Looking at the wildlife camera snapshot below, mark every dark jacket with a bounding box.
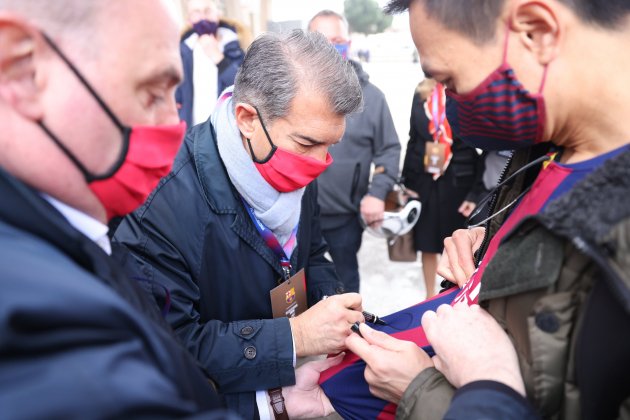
[176,24,244,127]
[113,119,340,419]
[316,60,401,230]
[0,168,237,420]
[397,146,630,419]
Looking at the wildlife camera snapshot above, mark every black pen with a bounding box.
[362,310,388,326]
[350,322,363,338]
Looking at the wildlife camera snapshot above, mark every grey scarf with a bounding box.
[211,87,303,246]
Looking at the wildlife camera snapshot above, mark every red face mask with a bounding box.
[38,33,186,221]
[89,122,186,219]
[247,107,333,192]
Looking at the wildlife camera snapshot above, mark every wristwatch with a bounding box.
[267,387,289,420]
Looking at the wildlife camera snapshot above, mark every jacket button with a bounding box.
[244,346,257,360]
[240,326,254,336]
[535,312,560,333]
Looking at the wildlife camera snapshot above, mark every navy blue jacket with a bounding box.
[176,26,243,127]
[113,119,340,418]
[0,168,237,419]
[445,381,540,419]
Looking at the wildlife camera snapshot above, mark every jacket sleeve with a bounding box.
[396,367,455,420]
[366,88,401,200]
[444,381,540,420]
[304,181,343,302]
[0,242,238,420]
[113,172,295,401]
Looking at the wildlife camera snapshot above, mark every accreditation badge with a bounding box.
[270,269,307,319]
[424,142,446,175]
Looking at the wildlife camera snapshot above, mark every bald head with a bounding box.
[0,1,105,48]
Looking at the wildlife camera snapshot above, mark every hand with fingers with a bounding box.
[360,195,385,227]
[345,323,433,404]
[290,293,364,356]
[422,303,526,396]
[283,353,346,418]
[438,227,486,287]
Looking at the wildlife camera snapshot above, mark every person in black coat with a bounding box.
[114,30,365,419]
[402,79,482,298]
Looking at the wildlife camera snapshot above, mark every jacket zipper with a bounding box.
[474,152,514,266]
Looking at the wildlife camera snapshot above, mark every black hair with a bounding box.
[384,0,630,43]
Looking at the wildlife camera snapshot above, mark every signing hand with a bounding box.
[360,195,385,227]
[345,323,433,404]
[422,303,526,396]
[438,227,485,287]
[283,353,344,418]
[290,293,364,356]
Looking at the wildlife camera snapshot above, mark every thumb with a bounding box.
[312,352,346,373]
[359,323,402,351]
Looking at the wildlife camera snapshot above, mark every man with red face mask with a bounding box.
[344,0,630,419]
[114,30,365,419]
[0,0,236,417]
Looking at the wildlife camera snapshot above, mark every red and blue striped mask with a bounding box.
[445,34,548,151]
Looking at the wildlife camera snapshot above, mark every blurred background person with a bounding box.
[309,10,401,294]
[176,0,244,127]
[401,79,482,298]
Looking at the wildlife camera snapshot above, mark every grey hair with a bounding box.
[233,29,363,123]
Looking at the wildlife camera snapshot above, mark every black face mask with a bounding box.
[38,33,131,183]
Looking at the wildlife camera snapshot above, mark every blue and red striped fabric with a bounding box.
[319,288,459,420]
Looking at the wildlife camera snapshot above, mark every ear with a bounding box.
[234,102,258,139]
[0,16,46,120]
[509,1,561,65]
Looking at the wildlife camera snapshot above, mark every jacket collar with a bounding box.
[538,148,630,252]
[0,167,96,272]
[190,120,294,278]
[191,119,241,214]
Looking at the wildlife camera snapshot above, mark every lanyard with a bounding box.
[241,197,294,281]
[430,85,446,142]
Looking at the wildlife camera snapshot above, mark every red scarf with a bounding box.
[423,83,453,180]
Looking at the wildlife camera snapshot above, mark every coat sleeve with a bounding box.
[444,381,540,420]
[303,181,343,303]
[0,239,239,420]
[396,367,455,420]
[366,87,402,200]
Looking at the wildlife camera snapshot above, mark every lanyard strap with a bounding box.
[241,197,293,280]
[430,85,446,141]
